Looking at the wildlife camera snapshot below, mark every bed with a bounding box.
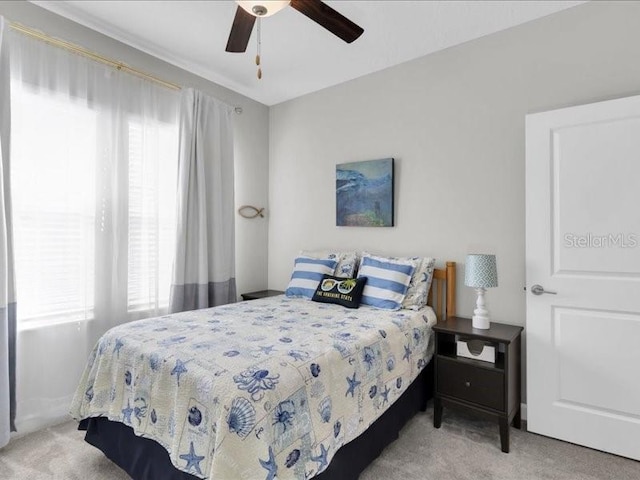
[71,261,456,480]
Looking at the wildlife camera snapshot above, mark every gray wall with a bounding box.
[0,0,270,298]
[268,1,640,402]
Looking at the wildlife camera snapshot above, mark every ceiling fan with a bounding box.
[225,0,364,53]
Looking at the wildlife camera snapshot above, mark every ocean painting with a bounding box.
[336,158,394,227]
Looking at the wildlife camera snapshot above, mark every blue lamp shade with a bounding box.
[464,254,498,288]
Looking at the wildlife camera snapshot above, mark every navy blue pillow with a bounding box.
[311,275,367,309]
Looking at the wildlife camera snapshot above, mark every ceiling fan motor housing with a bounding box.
[237,1,291,18]
[252,5,268,16]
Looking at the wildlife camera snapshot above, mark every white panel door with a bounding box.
[526,95,640,460]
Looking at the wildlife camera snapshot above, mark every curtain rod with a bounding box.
[9,21,182,91]
[8,21,244,114]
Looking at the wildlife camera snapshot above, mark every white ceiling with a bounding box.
[32,1,584,106]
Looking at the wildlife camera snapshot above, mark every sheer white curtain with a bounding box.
[1,15,17,448]
[9,30,180,433]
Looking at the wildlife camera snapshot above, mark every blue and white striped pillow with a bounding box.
[358,255,416,310]
[285,257,339,299]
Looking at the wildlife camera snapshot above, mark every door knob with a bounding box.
[531,284,557,295]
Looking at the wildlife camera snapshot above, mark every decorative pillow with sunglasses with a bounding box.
[311,274,367,309]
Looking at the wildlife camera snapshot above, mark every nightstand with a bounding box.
[241,289,284,301]
[433,316,523,453]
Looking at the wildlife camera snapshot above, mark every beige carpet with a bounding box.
[1,406,639,480]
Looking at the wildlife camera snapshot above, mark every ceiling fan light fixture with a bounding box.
[236,0,291,18]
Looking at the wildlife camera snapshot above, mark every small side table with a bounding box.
[241,289,284,301]
[433,316,523,453]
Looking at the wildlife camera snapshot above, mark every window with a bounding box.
[11,85,179,326]
[127,120,178,313]
[12,89,97,324]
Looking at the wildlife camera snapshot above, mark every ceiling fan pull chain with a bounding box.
[256,17,262,79]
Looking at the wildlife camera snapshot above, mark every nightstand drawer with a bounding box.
[437,358,504,411]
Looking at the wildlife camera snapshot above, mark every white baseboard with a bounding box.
[12,394,75,439]
[12,414,70,440]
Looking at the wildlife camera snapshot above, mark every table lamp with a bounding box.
[464,254,498,329]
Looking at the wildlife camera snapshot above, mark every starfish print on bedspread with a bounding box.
[403,344,412,362]
[381,385,390,405]
[259,345,275,355]
[345,372,361,398]
[179,441,205,475]
[171,359,189,386]
[121,400,134,425]
[259,445,278,480]
[311,443,329,473]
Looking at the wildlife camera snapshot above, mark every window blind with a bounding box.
[12,89,96,324]
[127,120,177,313]
[11,88,179,325]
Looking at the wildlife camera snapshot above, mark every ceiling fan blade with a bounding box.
[290,0,364,44]
[226,6,256,53]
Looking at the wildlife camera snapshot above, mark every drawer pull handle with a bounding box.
[465,381,471,387]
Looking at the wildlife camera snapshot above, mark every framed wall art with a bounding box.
[336,158,394,227]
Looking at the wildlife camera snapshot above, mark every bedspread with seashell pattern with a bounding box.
[70,296,436,480]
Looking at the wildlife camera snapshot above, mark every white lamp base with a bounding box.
[472,287,491,329]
